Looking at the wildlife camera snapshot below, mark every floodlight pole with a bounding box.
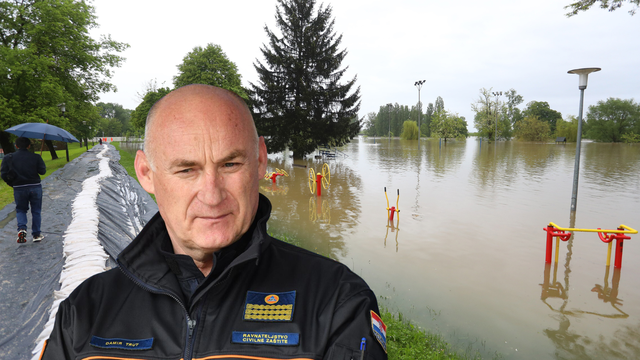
[414,80,425,143]
[492,91,502,142]
[568,67,600,212]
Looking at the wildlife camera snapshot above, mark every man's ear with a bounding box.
[135,150,155,194]
[257,136,267,180]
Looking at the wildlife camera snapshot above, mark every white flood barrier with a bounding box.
[31,147,113,359]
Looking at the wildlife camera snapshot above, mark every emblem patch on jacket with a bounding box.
[232,331,299,345]
[243,291,295,321]
[370,310,387,353]
[90,336,153,350]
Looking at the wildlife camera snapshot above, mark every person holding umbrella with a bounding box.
[1,137,46,243]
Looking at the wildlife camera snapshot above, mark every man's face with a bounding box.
[135,87,267,260]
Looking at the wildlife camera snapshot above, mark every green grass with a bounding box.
[111,141,155,202]
[111,141,138,182]
[0,144,89,208]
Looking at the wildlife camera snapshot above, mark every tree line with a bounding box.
[471,88,640,143]
[361,96,469,141]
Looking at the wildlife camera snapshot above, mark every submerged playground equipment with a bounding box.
[384,187,400,222]
[543,222,637,268]
[384,187,400,251]
[308,163,330,196]
[264,168,289,184]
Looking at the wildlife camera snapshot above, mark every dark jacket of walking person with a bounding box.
[0,137,46,243]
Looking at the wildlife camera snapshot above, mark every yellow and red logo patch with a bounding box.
[244,291,296,322]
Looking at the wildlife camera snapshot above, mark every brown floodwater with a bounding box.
[261,137,640,359]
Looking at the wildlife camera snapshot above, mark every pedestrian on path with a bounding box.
[0,137,46,243]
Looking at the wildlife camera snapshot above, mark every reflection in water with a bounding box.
[308,197,331,224]
[384,213,400,252]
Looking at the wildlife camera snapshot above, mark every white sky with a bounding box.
[90,0,640,131]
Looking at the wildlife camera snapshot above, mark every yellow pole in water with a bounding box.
[606,241,613,267]
[555,237,560,264]
[395,189,400,212]
[384,187,390,210]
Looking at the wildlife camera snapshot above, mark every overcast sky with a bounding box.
[90,0,639,131]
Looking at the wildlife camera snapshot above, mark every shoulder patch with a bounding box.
[90,336,153,350]
[244,291,296,322]
[370,310,387,353]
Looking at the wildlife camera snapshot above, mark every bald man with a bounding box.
[41,85,387,359]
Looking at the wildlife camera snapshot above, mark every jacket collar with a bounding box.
[117,194,273,296]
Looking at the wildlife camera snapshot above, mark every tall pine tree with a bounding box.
[251,0,360,158]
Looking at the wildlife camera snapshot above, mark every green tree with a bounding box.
[130,87,172,133]
[431,110,467,142]
[400,120,419,140]
[471,88,505,141]
[363,112,377,136]
[523,101,562,134]
[505,89,524,126]
[515,116,551,142]
[555,115,579,142]
[584,98,639,142]
[0,0,128,156]
[251,0,360,158]
[97,102,132,137]
[173,44,247,100]
[422,103,434,137]
[565,0,639,16]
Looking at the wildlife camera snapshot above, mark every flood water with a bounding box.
[260,137,640,359]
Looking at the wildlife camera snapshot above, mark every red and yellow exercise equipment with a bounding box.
[384,187,400,222]
[308,163,330,196]
[264,168,289,184]
[543,222,637,268]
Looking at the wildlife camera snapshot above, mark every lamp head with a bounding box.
[568,68,601,90]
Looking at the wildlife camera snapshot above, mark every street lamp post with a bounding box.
[568,67,601,212]
[388,104,392,141]
[414,80,425,142]
[57,103,70,162]
[82,121,88,150]
[492,91,502,142]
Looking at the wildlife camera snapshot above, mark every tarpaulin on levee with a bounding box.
[0,144,158,359]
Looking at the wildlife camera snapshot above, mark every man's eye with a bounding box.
[224,163,239,168]
[178,168,192,174]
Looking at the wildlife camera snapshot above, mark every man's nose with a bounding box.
[197,169,225,206]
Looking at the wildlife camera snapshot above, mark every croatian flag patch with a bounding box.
[370,310,387,353]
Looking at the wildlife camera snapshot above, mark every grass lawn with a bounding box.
[111,142,137,181]
[0,144,89,208]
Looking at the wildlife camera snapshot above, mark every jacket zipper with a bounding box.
[118,265,197,360]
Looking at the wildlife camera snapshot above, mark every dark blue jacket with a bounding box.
[40,195,387,359]
[0,148,46,186]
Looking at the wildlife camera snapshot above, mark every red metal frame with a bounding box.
[544,225,632,268]
[597,228,631,268]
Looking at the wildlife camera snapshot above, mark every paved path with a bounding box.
[0,145,157,359]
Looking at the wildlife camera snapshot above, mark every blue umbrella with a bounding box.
[4,122,79,143]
